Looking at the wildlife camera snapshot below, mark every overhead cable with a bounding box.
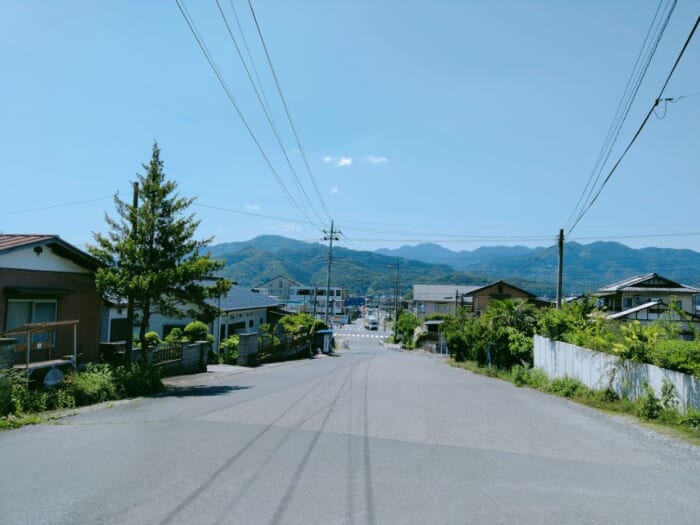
[247,0,332,221]
[174,0,320,231]
[215,0,325,227]
[567,14,699,236]
[565,0,676,231]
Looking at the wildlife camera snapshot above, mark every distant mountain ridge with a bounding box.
[209,236,700,298]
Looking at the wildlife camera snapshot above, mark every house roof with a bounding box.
[604,300,661,320]
[462,280,536,298]
[0,234,56,252]
[0,234,101,271]
[596,273,700,294]
[413,284,479,302]
[212,285,280,312]
[254,275,301,288]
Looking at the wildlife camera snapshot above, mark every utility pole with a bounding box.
[556,228,564,309]
[124,182,139,363]
[323,221,340,326]
[394,259,400,342]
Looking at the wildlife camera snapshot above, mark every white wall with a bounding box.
[534,335,700,412]
[1,245,92,274]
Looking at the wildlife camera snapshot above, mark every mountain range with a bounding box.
[210,235,700,298]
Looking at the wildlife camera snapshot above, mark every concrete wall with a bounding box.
[534,335,700,412]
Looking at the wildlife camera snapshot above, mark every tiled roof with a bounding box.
[597,273,699,293]
[210,285,280,312]
[0,234,56,252]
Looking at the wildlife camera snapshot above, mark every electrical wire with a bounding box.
[174,0,320,231]
[567,14,699,236]
[565,0,676,231]
[214,0,325,227]
[0,195,113,216]
[247,0,332,222]
[228,0,276,122]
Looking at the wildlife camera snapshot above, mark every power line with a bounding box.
[214,0,325,227]
[247,0,331,222]
[0,195,113,216]
[227,0,276,122]
[568,14,699,236]
[174,0,320,231]
[565,0,676,231]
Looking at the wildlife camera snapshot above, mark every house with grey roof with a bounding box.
[596,273,700,335]
[412,284,480,321]
[104,284,281,351]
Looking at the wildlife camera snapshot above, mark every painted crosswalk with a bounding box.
[336,332,386,339]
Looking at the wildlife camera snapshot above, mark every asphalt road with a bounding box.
[1,325,699,524]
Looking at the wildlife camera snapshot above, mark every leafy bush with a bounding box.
[678,408,700,429]
[547,376,586,398]
[510,365,549,389]
[64,364,118,405]
[144,331,161,347]
[164,327,185,343]
[112,363,163,397]
[648,340,700,377]
[635,383,662,420]
[219,335,240,365]
[184,321,210,342]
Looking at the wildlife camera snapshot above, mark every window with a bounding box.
[623,298,632,308]
[248,320,254,328]
[6,299,58,345]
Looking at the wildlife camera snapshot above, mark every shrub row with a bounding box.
[1,363,163,427]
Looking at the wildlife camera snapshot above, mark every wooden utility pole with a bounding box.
[323,221,340,326]
[556,229,564,309]
[125,182,139,363]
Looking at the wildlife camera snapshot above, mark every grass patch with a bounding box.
[449,359,700,444]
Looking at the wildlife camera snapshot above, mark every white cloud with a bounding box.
[245,203,260,211]
[323,156,334,164]
[366,155,388,164]
[330,186,339,194]
[336,157,352,167]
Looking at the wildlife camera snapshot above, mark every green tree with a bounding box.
[89,143,231,358]
[395,311,421,343]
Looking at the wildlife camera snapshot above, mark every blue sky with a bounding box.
[2,1,699,253]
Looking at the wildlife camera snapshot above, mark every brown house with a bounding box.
[0,234,102,366]
[463,280,536,315]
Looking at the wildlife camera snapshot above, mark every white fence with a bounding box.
[534,335,700,412]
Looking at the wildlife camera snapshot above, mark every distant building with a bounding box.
[595,273,700,336]
[462,280,537,316]
[253,275,301,301]
[412,284,479,321]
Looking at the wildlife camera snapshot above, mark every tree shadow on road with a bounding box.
[160,385,252,398]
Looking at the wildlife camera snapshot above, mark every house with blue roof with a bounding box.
[103,284,281,350]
